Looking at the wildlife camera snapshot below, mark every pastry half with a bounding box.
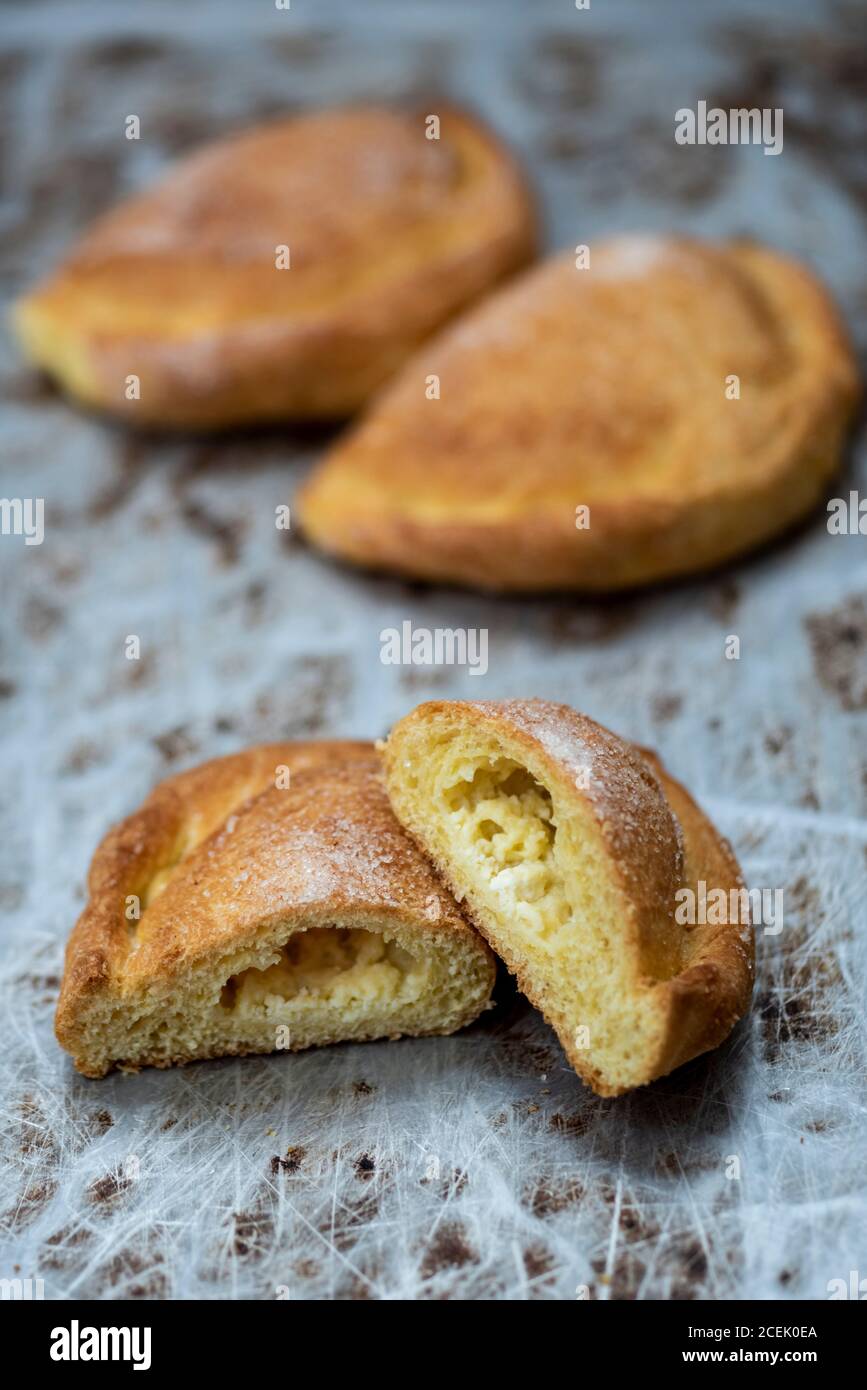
[384,700,754,1096]
[14,105,536,429]
[299,235,860,590]
[56,742,495,1078]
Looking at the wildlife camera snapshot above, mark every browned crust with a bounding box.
[383,700,755,1095]
[57,742,371,1013]
[298,237,861,591]
[13,105,537,428]
[56,740,496,1076]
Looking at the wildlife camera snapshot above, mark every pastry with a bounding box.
[55,742,495,1077]
[298,235,860,590]
[14,106,536,429]
[384,699,754,1095]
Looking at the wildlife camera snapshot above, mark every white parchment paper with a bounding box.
[1,0,865,1300]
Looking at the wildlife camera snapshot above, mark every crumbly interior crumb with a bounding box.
[392,737,669,1090]
[75,912,491,1077]
[223,927,425,1014]
[443,761,573,942]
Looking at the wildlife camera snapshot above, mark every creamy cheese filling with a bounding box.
[442,759,573,946]
[221,926,427,1015]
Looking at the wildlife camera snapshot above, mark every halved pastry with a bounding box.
[384,699,754,1096]
[298,235,860,590]
[14,105,536,429]
[55,742,495,1077]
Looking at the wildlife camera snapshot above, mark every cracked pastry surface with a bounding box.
[384,699,755,1096]
[14,105,536,428]
[298,235,860,590]
[55,741,495,1078]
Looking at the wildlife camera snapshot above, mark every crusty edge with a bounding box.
[384,700,755,1095]
[14,105,538,429]
[54,741,374,1064]
[298,240,861,591]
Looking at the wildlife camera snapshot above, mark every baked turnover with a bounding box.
[14,106,535,429]
[298,235,860,590]
[56,742,495,1077]
[384,699,754,1095]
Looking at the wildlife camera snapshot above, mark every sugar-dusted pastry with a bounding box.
[299,236,860,590]
[56,742,495,1077]
[384,699,754,1095]
[14,106,536,429]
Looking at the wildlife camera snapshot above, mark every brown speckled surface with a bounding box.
[1,0,865,1300]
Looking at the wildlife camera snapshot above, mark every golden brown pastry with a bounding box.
[384,699,754,1095]
[14,106,536,429]
[298,235,860,590]
[56,741,495,1078]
